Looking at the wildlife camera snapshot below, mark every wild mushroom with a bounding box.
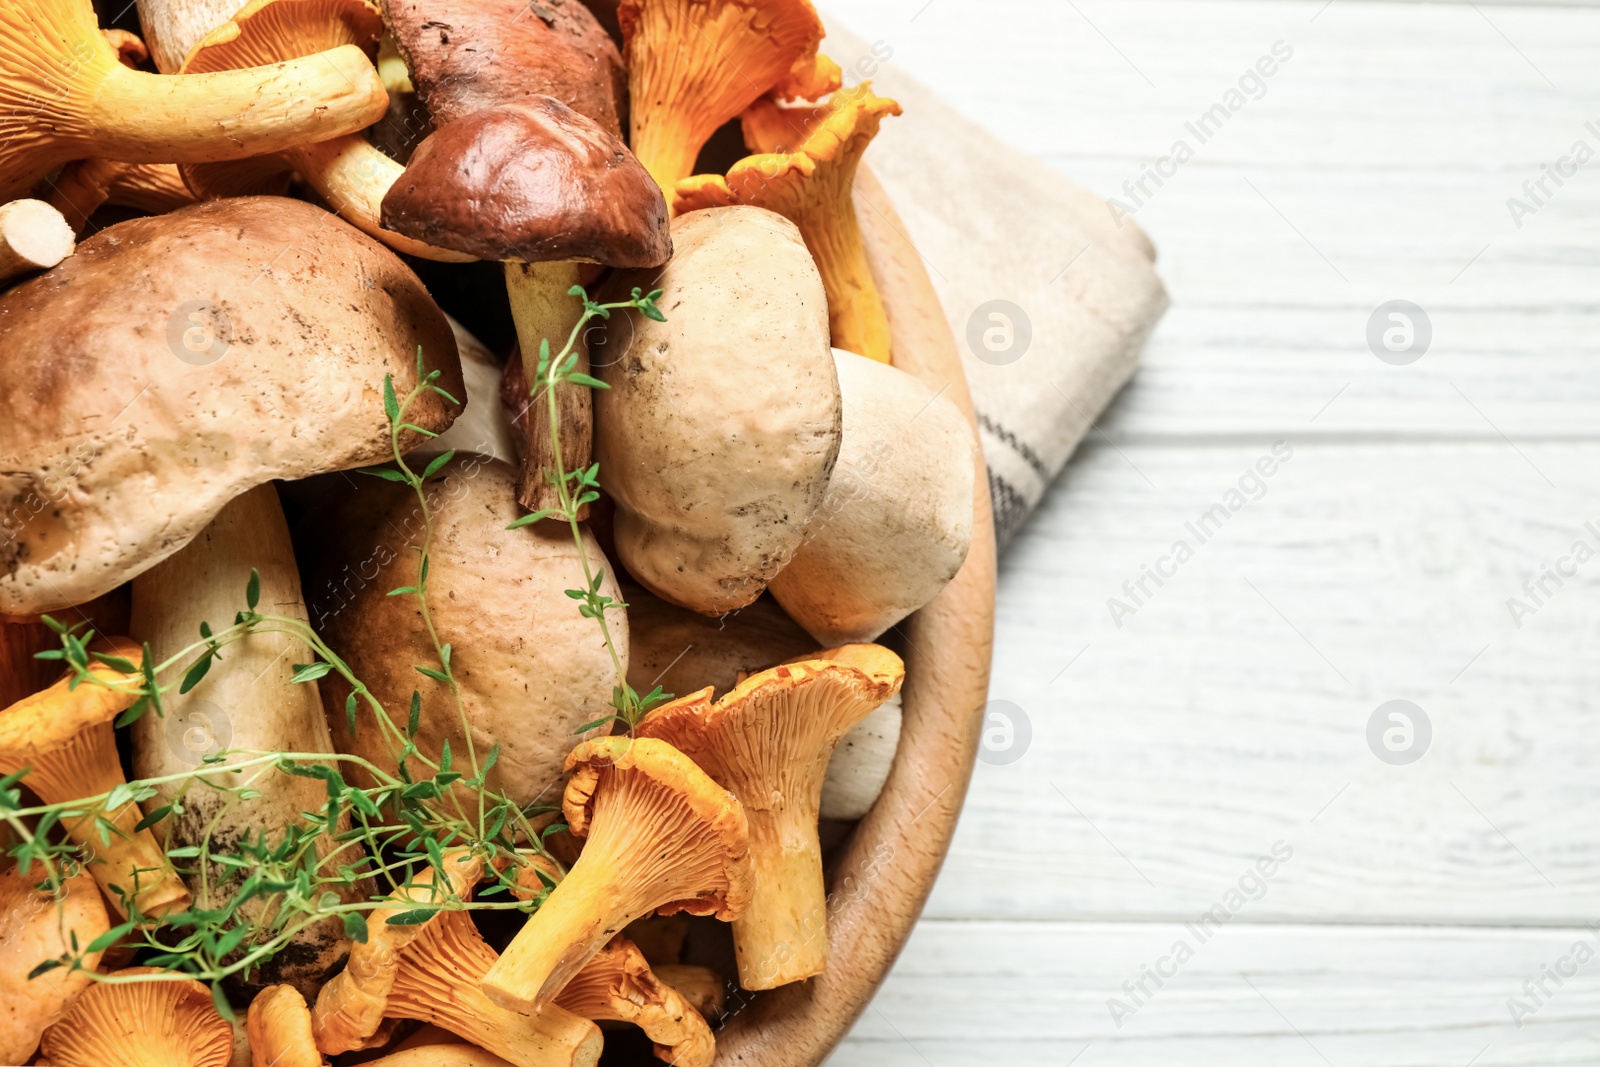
[135,0,264,72]
[0,640,190,918]
[129,483,367,996]
[635,645,904,988]
[625,585,814,701]
[0,196,463,616]
[651,965,725,1021]
[0,862,111,1064]
[247,985,322,1067]
[44,159,196,236]
[481,736,753,1011]
[0,199,73,285]
[678,84,903,363]
[0,0,389,202]
[768,349,976,644]
[617,0,835,196]
[555,937,715,1067]
[424,316,518,466]
[175,0,472,262]
[312,851,603,1066]
[295,456,625,809]
[592,205,840,615]
[382,98,670,518]
[39,967,235,1066]
[382,0,630,518]
[820,691,901,821]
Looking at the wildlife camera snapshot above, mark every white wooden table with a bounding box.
[827,1,1600,1063]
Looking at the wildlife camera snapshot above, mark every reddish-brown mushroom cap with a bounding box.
[381,98,670,267]
[382,0,625,133]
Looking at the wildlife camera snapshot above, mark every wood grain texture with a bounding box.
[712,171,997,1064]
[822,0,1600,1063]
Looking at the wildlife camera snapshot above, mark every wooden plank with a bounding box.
[828,920,1600,1065]
[831,0,1600,436]
[918,440,1600,924]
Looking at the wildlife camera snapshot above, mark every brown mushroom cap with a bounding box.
[381,98,670,267]
[0,197,462,615]
[382,0,624,133]
[295,456,626,808]
[625,584,815,701]
[0,863,110,1065]
[481,736,752,1011]
[635,646,905,988]
[41,967,235,1067]
[555,936,715,1067]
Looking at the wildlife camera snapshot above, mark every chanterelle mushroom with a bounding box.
[556,937,715,1067]
[0,196,463,616]
[247,985,323,1067]
[678,84,903,363]
[0,641,190,918]
[618,0,835,196]
[592,205,841,615]
[44,158,196,236]
[636,645,905,988]
[768,349,977,644]
[382,97,671,517]
[40,967,235,1067]
[0,862,110,1065]
[312,851,603,1066]
[177,0,473,262]
[0,0,388,202]
[481,737,753,1011]
[296,456,625,809]
[382,0,636,519]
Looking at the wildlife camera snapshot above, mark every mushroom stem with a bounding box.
[504,260,593,519]
[134,0,248,73]
[85,49,388,166]
[0,199,74,284]
[387,912,604,1067]
[287,136,475,262]
[45,159,195,236]
[733,805,828,987]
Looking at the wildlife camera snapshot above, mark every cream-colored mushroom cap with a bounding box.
[594,206,841,616]
[769,348,976,644]
[0,197,463,616]
[296,456,625,807]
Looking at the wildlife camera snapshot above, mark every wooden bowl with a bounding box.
[712,170,998,1064]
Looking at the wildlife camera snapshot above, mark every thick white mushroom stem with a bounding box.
[290,137,475,262]
[505,260,593,519]
[130,483,363,995]
[0,199,73,284]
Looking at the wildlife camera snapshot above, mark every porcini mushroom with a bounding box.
[175,0,473,262]
[0,0,389,202]
[768,349,976,644]
[44,158,196,236]
[39,967,234,1066]
[312,851,603,1066]
[677,84,902,363]
[617,0,834,195]
[0,199,73,285]
[625,584,813,700]
[295,456,625,808]
[635,645,904,988]
[481,736,753,1011]
[556,937,715,1067]
[130,483,366,996]
[382,0,631,516]
[592,205,840,615]
[382,97,671,517]
[0,641,190,918]
[425,316,518,466]
[0,862,111,1064]
[0,196,463,616]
